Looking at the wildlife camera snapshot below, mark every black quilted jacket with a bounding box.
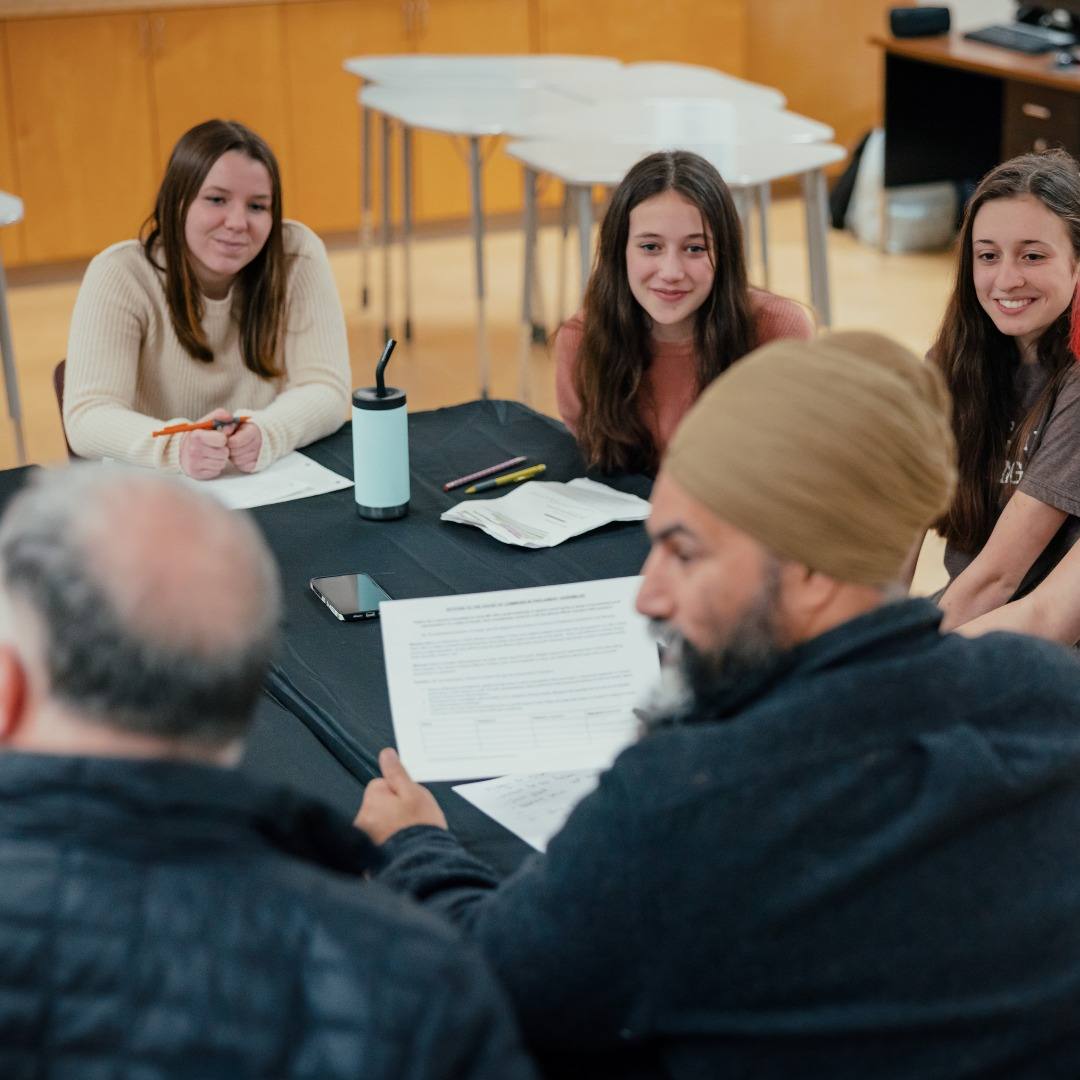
[0,752,537,1080]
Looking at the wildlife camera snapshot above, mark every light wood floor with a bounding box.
[0,196,952,592]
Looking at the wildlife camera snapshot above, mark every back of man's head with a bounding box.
[0,466,281,750]
[665,330,957,588]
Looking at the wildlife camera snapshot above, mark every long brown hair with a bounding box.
[142,119,286,378]
[930,150,1080,553]
[572,150,755,473]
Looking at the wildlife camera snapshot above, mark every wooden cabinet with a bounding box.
[283,0,409,233]
[149,6,292,202]
[0,23,25,266]
[6,12,157,263]
[1003,80,1080,158]
[537,0,747,75]
[410,0,532,222]
[747,0,897,166]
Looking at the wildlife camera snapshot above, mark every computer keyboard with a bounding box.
[964,23,1078,55]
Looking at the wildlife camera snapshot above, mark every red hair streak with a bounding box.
[1070,284,1080,360]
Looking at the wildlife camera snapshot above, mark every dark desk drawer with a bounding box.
[1004,81,1080,157]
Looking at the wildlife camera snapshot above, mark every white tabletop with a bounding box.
[559,62,786,109]
[505,139,847,188]
[0,192,23,229]
[360,83,583,137]
[362,86,832,144]
[344,53,622,86]
[523,98,832,144]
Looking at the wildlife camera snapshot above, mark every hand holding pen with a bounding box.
[165,409,254,481]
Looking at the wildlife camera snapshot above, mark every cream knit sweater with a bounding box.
[65,221,351,472]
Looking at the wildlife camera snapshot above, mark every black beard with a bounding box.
[637,564,787,731]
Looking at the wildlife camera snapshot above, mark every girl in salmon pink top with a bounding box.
[554,150,813,473]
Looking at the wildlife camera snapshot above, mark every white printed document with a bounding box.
[179,452,352,510]
[380,576,658,781]
[453,771,601,852]
[441,478,650,548]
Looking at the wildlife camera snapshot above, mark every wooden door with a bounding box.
[411,0,532,223]
[282,0,410,234]
[537,0,747,74]
[7,13,157,263]
[0,23,25,267]
[149,5,293,210]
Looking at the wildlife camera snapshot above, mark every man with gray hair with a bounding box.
[0,466,535,1080]
[359,331,1080,1078]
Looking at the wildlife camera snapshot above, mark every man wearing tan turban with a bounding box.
[357,332,1080,1079]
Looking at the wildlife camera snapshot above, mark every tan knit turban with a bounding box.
[664,330,957,587]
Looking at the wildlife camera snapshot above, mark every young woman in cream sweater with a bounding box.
[66,119,350,479]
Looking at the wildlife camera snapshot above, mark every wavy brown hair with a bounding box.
[930,150,1080,553]
[142,119,286,378]
[572,150,755,473]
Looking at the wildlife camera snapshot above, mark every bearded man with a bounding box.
[357,332,1080,1079]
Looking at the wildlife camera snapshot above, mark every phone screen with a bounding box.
[310,574,392,620]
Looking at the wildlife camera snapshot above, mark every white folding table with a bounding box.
[359,81,585,397]
[342,54,622,344]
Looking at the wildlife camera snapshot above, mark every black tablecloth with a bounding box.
[0,404,651,876]
[252,399,652,873]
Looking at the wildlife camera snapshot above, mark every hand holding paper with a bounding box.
[355,748,448,845]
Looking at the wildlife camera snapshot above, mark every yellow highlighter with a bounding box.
[464,463,546,494]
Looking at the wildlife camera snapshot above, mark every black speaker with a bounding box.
[890,6,951,38]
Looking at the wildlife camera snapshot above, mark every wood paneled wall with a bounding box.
[747,0,910,160]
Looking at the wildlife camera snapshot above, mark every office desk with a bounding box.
[872,32,1080,191]
[253,399,652,874]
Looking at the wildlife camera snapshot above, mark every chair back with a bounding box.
[53,360,78,460]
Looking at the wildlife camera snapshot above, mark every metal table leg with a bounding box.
[556,185,571,325]
[380,114,393,343]
[756,182,771,289]
[801,167,832,327]
[574,185,593,303]
[358,102,372,310]
[0,258,26,465]
[732,187,753,273]
[468,135,491,399]
[522,166,545,343]
[402,124,414,342]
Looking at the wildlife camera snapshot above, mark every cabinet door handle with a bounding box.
[1022,103,1052,120]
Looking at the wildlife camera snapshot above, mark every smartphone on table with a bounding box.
[309,573,392,621]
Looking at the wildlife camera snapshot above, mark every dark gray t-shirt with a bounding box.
[945,361,1080,597]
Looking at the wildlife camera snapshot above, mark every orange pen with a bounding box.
[152,415,250,437]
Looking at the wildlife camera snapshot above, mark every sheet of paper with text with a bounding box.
[453,771,601,851]
[380,576,658,781]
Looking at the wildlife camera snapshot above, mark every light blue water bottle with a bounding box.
[352,339,409,520]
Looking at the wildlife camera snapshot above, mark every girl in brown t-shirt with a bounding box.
[929,150,1080,643]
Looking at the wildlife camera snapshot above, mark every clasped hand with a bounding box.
[179,408,263,480]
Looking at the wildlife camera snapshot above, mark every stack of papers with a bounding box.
[180,451,352,510]
[107,450,352,510]
[441,477,650,548]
